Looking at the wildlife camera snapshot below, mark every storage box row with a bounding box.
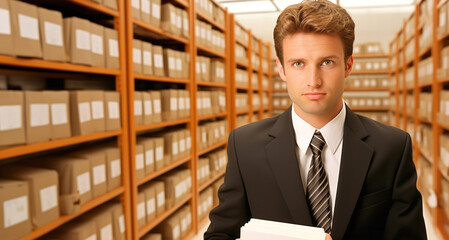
[0,1,120,68]
[196,19,226,55]
[0,90,121,147]
[133,40,189,79]
[135,129,192,180]
[236,68,249,88]
[419,92,432,121]
[236,114,249,128]
[235,43,248,65]
[273,97,291,108]
[195,0,226,27]
[345,75,389,89]
[344,96,390,108]
[197,90,226,116]
[352,58,388,72]
[196,56,226,83]
[417,124,433,160]
[419,19,432,52]
[252,92,269,110]
[134,89,190,125]
[418,57,433,86]
[236,93,249,112]
[252,52,260,70]
[355,111,389,125]
[198,149,227,185]
[438,1,449,38]
[251,72,269,90]
[405,38,414,64]
[273,78,287,91]
[198,187,214,222]
[353,42,384,55]
[198,120,228,150]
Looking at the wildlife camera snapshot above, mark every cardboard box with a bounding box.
[153,137,164,170]
[24,91,51,144]
[142,41,153,75]
[161,130,179,163]
[154,213,181,240]
[97,145,122,191]
[70,91,94,136]
[142,182,156,222]
[161,89,178,121]
[104,0,117,10]
[137,137,155,175]
[137,191,146,228]
[83,206,113,240]
[152,45,164,76]
[161,3,180,36]
[158,171,183,208]
[107,202,126,240]
[181,9,189,39]
[0,179,31,239]
[0,0,14,56]
[142,91,153,125]
[90,22,105,68]
[134,91,143,126]
[0,165,59,229]
[0,91,25,147]
[150,91,162,123]
[38,7,65,62]
[141,0,151,24]
[183,52,190,78]
[163,48,178,78]
[201,57,210,81]
[175,50,184,79]
[10,0,42,58]
[133,39,143,74]
[70,149,107,198]
[177,129,186,158]
[44,91,71,140]
[89,90,106,133]
[142,233,162,240]
[104,27,120,69]
[136,143,145,180]
[104,91,121,131]
[64,17,92,65]
[132,0,141,20]
[50,217,97,240]
[177,90,186,119]
[150,0,161,27]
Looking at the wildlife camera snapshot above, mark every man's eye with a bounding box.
[322,60,334,66]
[293,62,303,67]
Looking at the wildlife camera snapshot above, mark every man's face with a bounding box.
[276,32,352,123]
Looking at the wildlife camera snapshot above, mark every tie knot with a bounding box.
[310,131,325,155]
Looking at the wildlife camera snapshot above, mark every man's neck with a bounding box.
[293,103,344,129]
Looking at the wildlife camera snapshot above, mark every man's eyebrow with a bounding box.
[319,55,340,61]
[286,55,341,63]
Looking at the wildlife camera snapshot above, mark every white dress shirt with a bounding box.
[291,103,346,218]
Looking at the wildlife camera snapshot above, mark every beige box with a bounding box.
[161,130,180,163]
[161,89,178,121]
[196,91,204,116]
[154,213,180,240]
[64,17,92,65]
[177,89,187,119]
[153,137,164,170]
[158,172,181,209]
[104,0,117,10]
[0,0,14,56]
[440,134,449,178]
[99,145,122,191]
[142,91,153,125]
[181,9,189,39]
[80,205,113,240]
[0,179,31,239]
[150,91,162,123]
[141,182,156,222]
[104,27,120,69]
[163,48,178,78]
[152,45,164,76]
[0,90,25,146]
[45,91,71,140]
[24,91,51,144]
[175,50,184,79]
[89,90,106,133]
[137,137,155,175]
[137,191,146,228]
[152,181,165,215]
[0,166,58,229]
[150,0,161,27]
[90,22,105,68]
[183,51,190,78]
[136,143,145,180]
[142,233,162,240]
[107,202,126,240]
[161,3,180,36]
[134,91,143,126]
[50,216,97,240]
[141,0,151,24]
[38,7,65,62]
[142,41,153,75]
[178,129,186,158]
[10,0,42,58]
[133,39,143,74]
[104,91,121,131]
[132,0,141,20]
[196,56,204,81]
[201,57,210,81]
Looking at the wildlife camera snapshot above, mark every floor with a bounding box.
[194,203,443,240]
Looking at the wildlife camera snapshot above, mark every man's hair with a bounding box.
[273,0,355,65]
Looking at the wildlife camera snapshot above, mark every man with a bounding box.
[205,0,427,240]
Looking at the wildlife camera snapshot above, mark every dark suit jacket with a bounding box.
[204,106,427,240]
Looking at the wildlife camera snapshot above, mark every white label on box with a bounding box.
[78,102,92,123]
[201,62,207,74]
[0,8,11,35]
[202,132,207,143]
[91,34,103,55]
[169,11,176,26]
[76,29,91,50]
[30,104,50,127]
[186,97,190,109]
[51,103,68,125]
[86,234,97,240]
[109,39,119,57]
[215,128,219,138]
[173,141,178,155]
[176,58,182,71]
[143,51,152,66]
[180,139,186,152]
[169,57,175,70]
[156,146,163,161]
[77,172,91,195]
[19,14,39,40]
[176,15,182,29]
[145,149,154,165]
[187,212,191,225]
[44,21,63,46]
[173,225,180,239]
[183,18,189,31]
[137,202,145,220]
[40,185,58,212]
[181,217,188,231]
[219,96,225,106]
[179,97,185,110]
[196,61,201,74]
[170,97,178,111]
[111,159,121,178]
[197,98,202,109]
[201,26,206,39]
[157,192,165,207]
[144,100,152,115]
[152,3,161,19]
[93,164,106,185]
[134,100,142,116]
[91,101,104,120]
[108,101,120,119]
[142,0,150,14]
[136,153,144,170]
[446,101,449,115]
[146,198,155,215]
[153,99,161,114]
[101,224,113,240]
[133,48,142,64]
[187,136,191,149]
[154,54,163,68]
[0,105,22,131]
[119,215,125,233]
[132,0,140,9]
[220,126,225,136]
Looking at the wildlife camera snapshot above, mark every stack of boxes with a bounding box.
[196,57,226,84]
[197,90,226,116]
[198,120,228,150]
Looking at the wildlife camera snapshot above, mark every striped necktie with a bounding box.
[307,130,331,233]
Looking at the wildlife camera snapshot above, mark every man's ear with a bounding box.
[276,58,287,82]
[345,56,353,78]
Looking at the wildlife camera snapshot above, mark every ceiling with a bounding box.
[216,0,416,14]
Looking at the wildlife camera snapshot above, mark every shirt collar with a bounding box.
[291,101,346,155]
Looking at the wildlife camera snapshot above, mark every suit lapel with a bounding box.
[331,107,374,239]
[265,107,313,226]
